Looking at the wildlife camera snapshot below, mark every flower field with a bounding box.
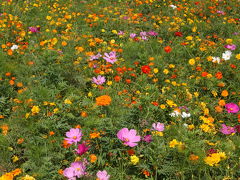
[0,0,240,179]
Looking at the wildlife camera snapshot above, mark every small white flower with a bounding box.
[212,56,221,64]
[169,110,181,117]
[170,5,177,9]
[183,123,188,127]
[10,45,18,51]
[222,50,232,61]
[181,112,191,118]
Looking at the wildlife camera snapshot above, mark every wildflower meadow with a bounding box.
[0,0,240,179]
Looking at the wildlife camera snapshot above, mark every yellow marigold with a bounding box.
[204,152,226,166]
[21,175,35,180]
[236,54,240,60]
[96,95,111,106]
[169,139,178,148]
[188,58,195,65]
[31,106,40,114]
[130,155,139,165]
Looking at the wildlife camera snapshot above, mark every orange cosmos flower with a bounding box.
[96,95,111,106]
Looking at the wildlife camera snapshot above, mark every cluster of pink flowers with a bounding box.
[129,30,158,41]
[63,128,110,180]
[63,161,87,180]
[117,122,165,147]
[219,102,239,135]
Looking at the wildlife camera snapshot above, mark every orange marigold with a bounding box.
[96,95,111,106]
[189,154,199,161]
[221,90,228,97]
[89,154,97,163]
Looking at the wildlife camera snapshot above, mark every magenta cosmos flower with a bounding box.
[65,128,83,145]
[143,135,152,143]
[152,122,164,132]
[220,124,236,135]
[96,170,110,180]
[225,103,239,113]
[75,143,89,155]
[63,161,87,180]
[103,51,118,64]
[92,75,106,85]
[28,26,40,33]
[117,128,141,147]
[224,44,236,51]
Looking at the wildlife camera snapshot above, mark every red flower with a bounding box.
[175,32,183,37]
[114,75,121,82]
[164,46,172,53]
[230,64,236,69]
[151,102,159,106]
[235,125,240,133]
[215,72,222,79]
[141,65,151,74]
[201,72,208,77]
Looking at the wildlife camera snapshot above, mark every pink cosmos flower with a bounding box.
[217,10,225,15]
[90,53,102,61]
[141,36,148,41]
[92,75,106,85]
[220,124,236,135]
[96,170,110,180]
[28,26,40,33]
[63,161,87,180]
[65,128,83,145]
[63,167,76,180]
[224,44,236,51]
[148,30,158,36]
[103,51,117,64]
[130,33,137,39]
[152,122,164,132]
[118,31,125,35]
[117,128,141,147]
[140,31,147,36]
[75,143,89,155]
[225,103,239,113]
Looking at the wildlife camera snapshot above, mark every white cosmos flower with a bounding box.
[11,45,18,51]
[181,112,191,118]
[222,50,232,61]
[170,5,177,9]
[169,110,181,117]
